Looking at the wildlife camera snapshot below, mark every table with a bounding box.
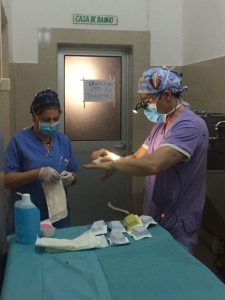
[1,224,225,300]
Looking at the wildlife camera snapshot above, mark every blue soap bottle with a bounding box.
[15,193,40,244]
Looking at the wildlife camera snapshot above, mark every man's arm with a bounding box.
[91,145,148,161]
[113,146,186,176]
[84,146,186,177]
[85,146,148,180]
[132,145,148,158]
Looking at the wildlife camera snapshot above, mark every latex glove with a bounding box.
[91,148,120,164]
[39,167,60,183]
[61,171,76,186]
[91,149,110,161]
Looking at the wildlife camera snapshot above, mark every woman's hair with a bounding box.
[30,89,61,115]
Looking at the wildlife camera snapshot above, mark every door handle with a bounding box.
[113,143,126,149]
[113,143,126,157]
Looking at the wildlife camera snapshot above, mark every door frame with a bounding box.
[37,28,150,214]
[57,47,129,154]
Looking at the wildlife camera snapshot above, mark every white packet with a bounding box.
[130,226,152,240]
[139,215,157,229]
[108,229,129,246]
[108,221,126,233]
[90,220,108,235]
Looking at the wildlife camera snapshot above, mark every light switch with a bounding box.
[0,78,11,91]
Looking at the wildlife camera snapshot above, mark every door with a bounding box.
[58,48,131,225]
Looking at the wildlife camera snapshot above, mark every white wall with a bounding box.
[10,0,183,66]
[149,0,183,66]
[183,0,225,65]
[8,0,225,67]
[1,0,11,19]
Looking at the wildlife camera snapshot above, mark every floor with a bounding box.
[194,227,225,284]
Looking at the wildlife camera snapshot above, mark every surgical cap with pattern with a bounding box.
[137,66,188,95]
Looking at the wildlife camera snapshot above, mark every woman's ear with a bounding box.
[32,114,37,122]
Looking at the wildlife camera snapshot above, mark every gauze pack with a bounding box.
[90,220,107,235]
[108,229,129,246]
[139,215,157,228]
[42,180,67,223]
[108,220,126,233]
[130,226,152,240]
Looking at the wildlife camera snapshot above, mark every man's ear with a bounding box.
[163,90,173,102]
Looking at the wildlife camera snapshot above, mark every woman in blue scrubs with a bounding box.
[4,89,79,231]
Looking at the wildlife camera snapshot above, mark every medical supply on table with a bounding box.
[36,216,157,253]
[91,220,108,235]
[107,202,156,233]
[42,180,68,223]
[108,230,129,246]
[129,226,152,240]
[108,220,126,233]
[124,214,143,232]
[40,219,56,237]
[107,201,129,215]
[139,215,157,228]
[35,230,108,253]
[15,193,40,244]
[92,156,104,164]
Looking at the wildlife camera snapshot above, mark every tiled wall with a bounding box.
[9,28,150,219]
[183,59,225,237]
[9,29,225,228]
[0,2,10,286]
[182,57,225,113]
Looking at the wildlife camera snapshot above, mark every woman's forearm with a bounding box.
[5,169,40,189]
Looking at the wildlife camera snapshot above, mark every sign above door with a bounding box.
[73,14,118,25]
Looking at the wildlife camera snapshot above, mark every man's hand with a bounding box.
[91,148,121,164]
[91,148,110,160]
[83,160,116,181]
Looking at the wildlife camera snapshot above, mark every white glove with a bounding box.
[61,171,76,186]
[39,167,60,183]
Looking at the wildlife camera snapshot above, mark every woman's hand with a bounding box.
[60,171,78,186]
[39,167,60,183]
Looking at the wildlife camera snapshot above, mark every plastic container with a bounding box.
[15,193,40,244]
[40,220,55,237]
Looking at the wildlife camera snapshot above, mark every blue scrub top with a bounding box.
[4,128,79,230]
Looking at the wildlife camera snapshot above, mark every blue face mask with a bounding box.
[144,106,166,123]
[38,121,60,135]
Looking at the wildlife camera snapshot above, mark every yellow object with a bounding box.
[124,214,143,232]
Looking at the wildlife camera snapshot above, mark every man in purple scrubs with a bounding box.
[84,67,209,252]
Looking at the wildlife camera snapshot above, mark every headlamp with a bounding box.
[132,100,150,114]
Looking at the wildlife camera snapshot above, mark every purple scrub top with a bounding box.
[143,107,208,247]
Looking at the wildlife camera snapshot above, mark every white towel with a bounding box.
[42,180,68,223]
[35,230,108,252]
